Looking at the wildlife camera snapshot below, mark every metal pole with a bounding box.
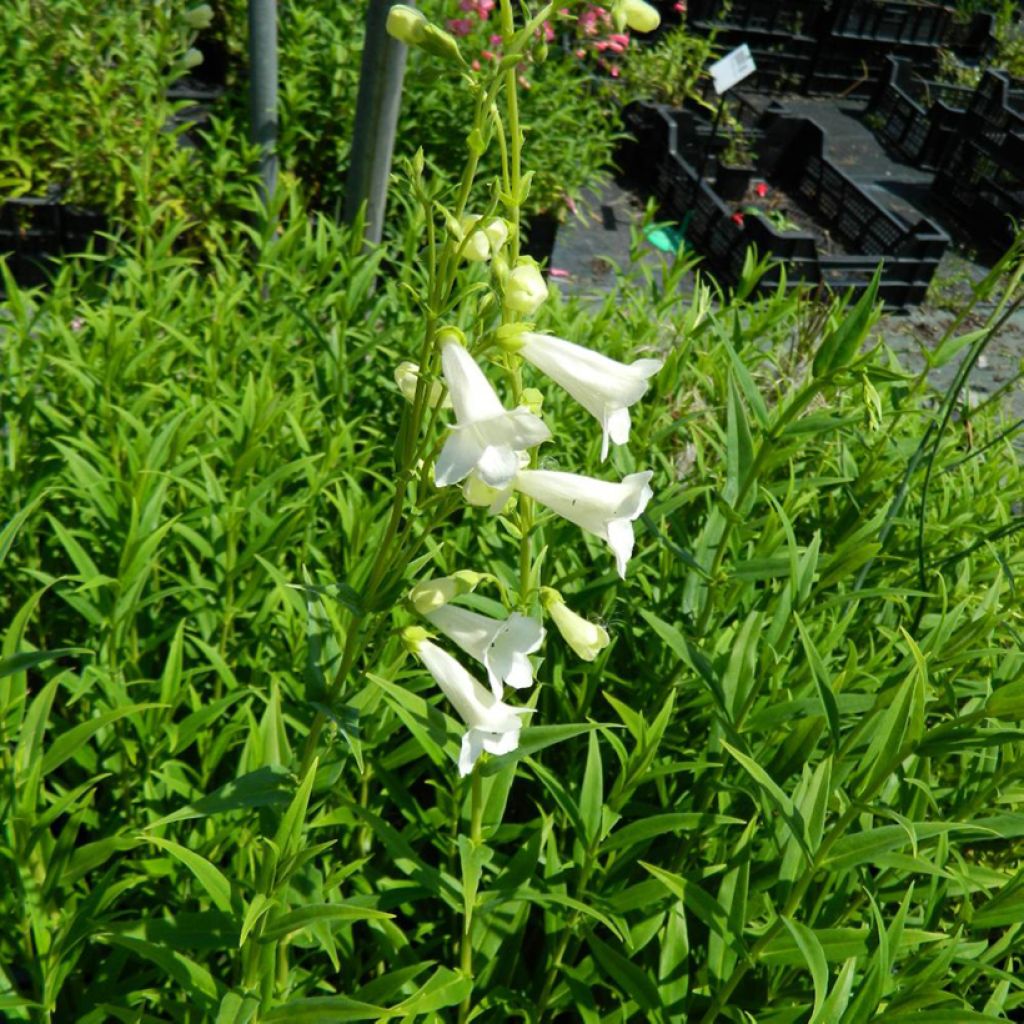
[344,0,413,244]
[695,94,727,190]
[249,0,278,207]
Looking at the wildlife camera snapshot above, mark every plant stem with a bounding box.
[458,769,485,1024]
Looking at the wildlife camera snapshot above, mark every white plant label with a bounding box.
[710,44,756,95]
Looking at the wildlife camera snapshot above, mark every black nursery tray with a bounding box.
[622,103,948,307]
[868,56,973,168]
[685,0,995,97]
[0,195,107,289]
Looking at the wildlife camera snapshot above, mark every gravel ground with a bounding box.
[549,96,1024,420]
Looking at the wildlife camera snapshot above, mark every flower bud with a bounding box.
[463,473,514,510]
[387,4,428,45]
[613,0,660,33]
[505,259,548,316]
[182,47,204,69]
[419,22,465,63]
[496,322,529,352]
[409,571,484,614]
[521,387,544,416]
[461,216,492,262]
[402,625,431,650]
[541,588,610,661]
[183,4,214,29]
[395,361,450,408]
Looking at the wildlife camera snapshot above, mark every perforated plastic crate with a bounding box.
[0,196,107,289]
[629,112,948,306]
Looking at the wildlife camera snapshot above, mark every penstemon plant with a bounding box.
[301,0,663,1009]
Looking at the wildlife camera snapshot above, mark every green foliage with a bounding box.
[2,194,1024,1018]
[619,21,717,109]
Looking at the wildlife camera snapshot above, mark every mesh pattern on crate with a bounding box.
[831,1,952,45]
[687,0,818,37]
[796,155,905,255]
[967,73,1024,149]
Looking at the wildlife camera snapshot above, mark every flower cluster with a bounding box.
[388,0,662,777]
[401,253,661,775]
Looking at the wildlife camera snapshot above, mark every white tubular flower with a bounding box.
[395,361,451,409]
[505,259,548,315]
[435,333,550,490]
[427,604,544,698]
[542,588,610,662]
[514,332,663,460]
[407,632,533,776]
[514,469,654,578]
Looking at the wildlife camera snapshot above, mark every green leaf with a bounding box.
[812,268,880,376]
[782,916,829,1021]
[260,902,393,941]
[579,730,603,845]
[794,615,841,752]
[143,835,234,915]
[588,933,661,1012]
[43,703,163,776]
[478,723,607,777]
[602,813,743,853]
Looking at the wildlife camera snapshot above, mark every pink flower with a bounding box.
[549,267,571,278]
[755,182,769,198]
[673,0,686,10]
[731,212,744,225]
[472,58,481,69]
[490,33,502,44]
[448,17,474,35]
[609,32,630,45]
[575,47,586,58]
[481,48,497,60]
[609,64,620,76]
[542,21,555,41]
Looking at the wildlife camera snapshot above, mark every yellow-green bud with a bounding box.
[419,23,464,63]
[463,474,511,509]
[182,47,204,69]
[402,625,430,650]
[541,588,610,661]
[614,0,660,33]
[387,5,428,45]
[521,387,544,416]
[395,361,449,409]
[409,572,483,615]
[496,322,529,352]
[505,259,548,316]
[184,4,214,29]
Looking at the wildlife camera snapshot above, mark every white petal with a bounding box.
[476,444,520,488]
[426,606,499,667]
[435,430,484,487]
[606,516,636,579]
[460,730,485,776]
[481,728,520,756]
[441,340,505,424]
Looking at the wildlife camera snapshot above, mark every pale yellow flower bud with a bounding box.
[505,259,548,316]
[614,0,660,32]
[395,361,450,409]
[182,47,204,69]
[409,572,484,615]
[521,387,544,416]
[402,625,431,650]
[184,4,214,29]
[541,588,610,661]
[386,4,428,45]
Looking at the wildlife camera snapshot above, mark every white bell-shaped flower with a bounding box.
[426,604,544,698]
[514,468,654,578]
[435,334,551,490]
[408,632,533,776]
[516,332,662,460]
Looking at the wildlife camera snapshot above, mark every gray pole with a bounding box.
[344,0,413,244]
[249,0,278,206]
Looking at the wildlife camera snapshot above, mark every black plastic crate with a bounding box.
[963,70,1024,150]
[638,111,948,306]
[932,129,1024,252]
[829,0,954,46]
[686,0,823,41]
[868,56,972,167]
[0,196,107,288]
